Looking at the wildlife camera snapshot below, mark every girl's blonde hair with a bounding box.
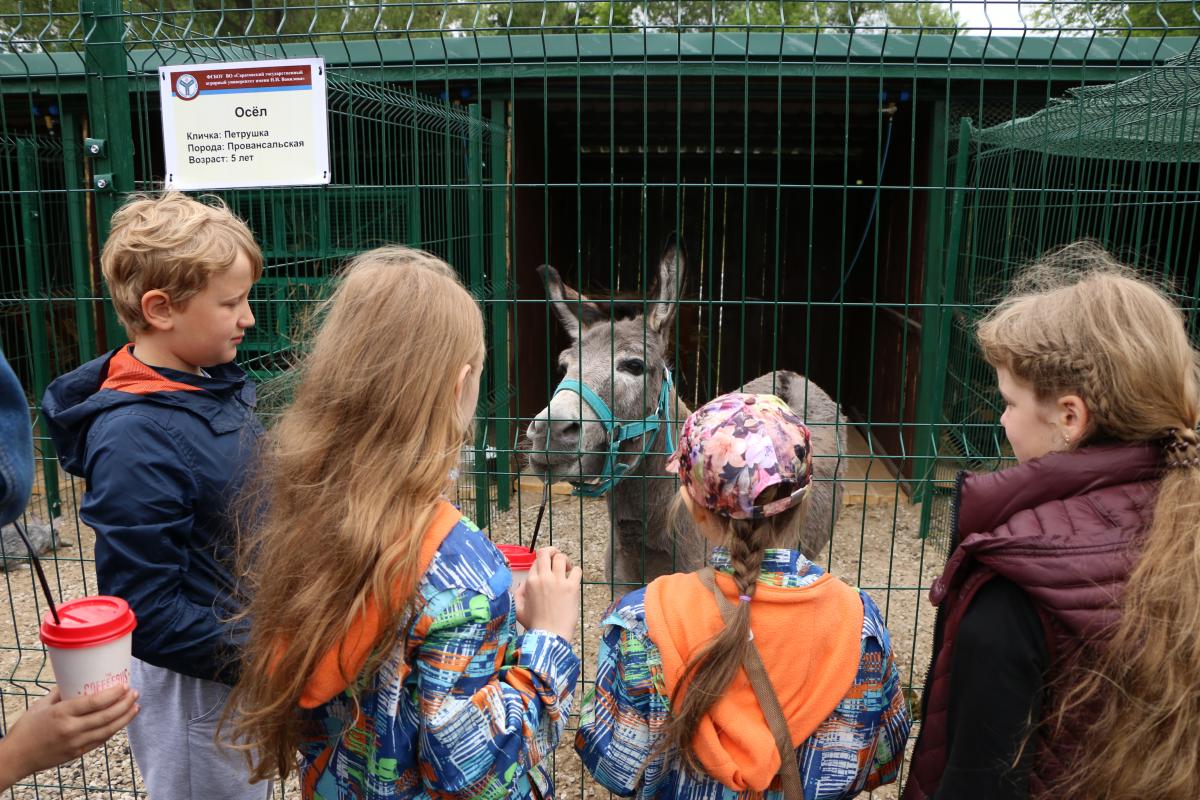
[976,241,1200,799]
[226,246,484,782]
[655,488,808,774]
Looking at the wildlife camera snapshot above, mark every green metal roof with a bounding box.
[3,33,1197,93]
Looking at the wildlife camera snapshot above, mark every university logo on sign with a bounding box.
[174,74,200,100]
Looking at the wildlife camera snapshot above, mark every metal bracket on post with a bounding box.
[84,138,107,157]
[94,173,115,192]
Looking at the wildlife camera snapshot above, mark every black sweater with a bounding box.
[933,578,1047,800]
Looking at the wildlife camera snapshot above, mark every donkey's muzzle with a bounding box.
[525,417,581,452]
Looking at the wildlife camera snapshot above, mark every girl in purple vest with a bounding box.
[903,242,1200,800]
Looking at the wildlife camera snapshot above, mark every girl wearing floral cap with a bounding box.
[575,392,911,800]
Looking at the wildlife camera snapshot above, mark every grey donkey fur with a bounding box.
[525,243,846,586]
[1,516,66,571]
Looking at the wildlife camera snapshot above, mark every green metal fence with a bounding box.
[2,2,1199,798]
[918,48,1200,552]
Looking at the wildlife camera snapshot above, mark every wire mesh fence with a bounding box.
[2,2,1199,798]
[919,48,1200,553]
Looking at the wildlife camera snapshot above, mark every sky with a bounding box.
[952,1,1039,32]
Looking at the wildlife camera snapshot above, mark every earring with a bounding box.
[1063,432,1072,447]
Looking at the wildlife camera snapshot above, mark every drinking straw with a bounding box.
[12,521,60,625]
[528,482,549,553]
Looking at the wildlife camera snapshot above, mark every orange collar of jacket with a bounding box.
[298,500,461,709]
[100,347,202,395]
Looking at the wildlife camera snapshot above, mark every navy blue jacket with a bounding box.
[43,346,262,685]
[0,348,33,527]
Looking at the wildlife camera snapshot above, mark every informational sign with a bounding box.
[159,58,329,191]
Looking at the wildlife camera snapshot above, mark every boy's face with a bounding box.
[164,251,256,371]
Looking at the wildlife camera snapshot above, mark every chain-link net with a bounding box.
[974,49,1200,162]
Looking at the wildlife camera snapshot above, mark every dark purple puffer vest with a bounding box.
[902,442,1162,800]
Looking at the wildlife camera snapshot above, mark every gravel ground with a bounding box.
[2,476,943,800]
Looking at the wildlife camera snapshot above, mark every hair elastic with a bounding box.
[738,595,752,603]
[1164,428,1200,469]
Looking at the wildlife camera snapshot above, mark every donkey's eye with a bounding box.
[620,358,646,376]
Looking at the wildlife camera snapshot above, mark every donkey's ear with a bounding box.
[650,236,684,335]
[538,264,599,339]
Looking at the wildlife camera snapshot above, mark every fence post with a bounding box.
[490,99,511,512]
[17,140,61,518]
[917,118,972,539]
[407,123,423,246]
[911,101,948,504]
[82,0,134,348]
[468,104,490,528]
[60,110,98,363]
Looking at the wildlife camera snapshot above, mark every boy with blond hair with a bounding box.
[43,192,268,799]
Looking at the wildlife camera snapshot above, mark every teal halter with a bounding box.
[551,368,677,497]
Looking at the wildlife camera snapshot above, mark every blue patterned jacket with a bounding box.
[300,515,580,799]
[575,548,911,800]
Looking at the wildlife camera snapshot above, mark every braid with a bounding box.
[978,247,1199,447]
[975,242,1200,799]
[1005,336,1110,439]
[653,489,802,775]
[727,520,771,600]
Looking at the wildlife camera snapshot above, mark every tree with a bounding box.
[1030,2,1200,35]
[117,2,963,42]
[2,1,962,52]
[452,2,963,33]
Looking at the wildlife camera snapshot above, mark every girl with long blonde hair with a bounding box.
[226,247,582,799]
[575,392,911,799]
[903,241,1200,800]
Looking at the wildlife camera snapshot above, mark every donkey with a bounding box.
[524,242,846,585]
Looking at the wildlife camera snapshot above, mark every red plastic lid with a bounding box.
[40,596,137,650]
[495,544,537,572]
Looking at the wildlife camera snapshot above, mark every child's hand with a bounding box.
[519,547,582,641]
[0,685,139,790]
[513,547,573,627]
[513,580,528,625]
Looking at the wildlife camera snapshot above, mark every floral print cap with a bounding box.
[666,392,813,520]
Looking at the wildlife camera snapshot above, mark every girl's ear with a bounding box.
[454,363,472,405]
[678,486,703,521]
[1057,393,1091,445]
[680,486,724,543]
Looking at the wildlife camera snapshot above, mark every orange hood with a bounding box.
[645,570,863,792]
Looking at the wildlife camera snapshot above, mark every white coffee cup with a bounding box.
[496,544,537,633]
[40,596,137,698]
